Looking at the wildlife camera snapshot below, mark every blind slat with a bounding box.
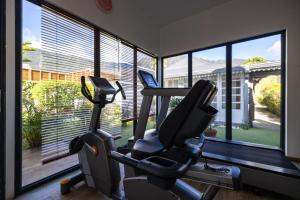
[39,7,94,160]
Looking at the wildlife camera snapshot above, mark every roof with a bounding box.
[164,57,281,79]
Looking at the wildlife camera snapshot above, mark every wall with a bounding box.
[5,0,16,198]
[47,0,160,55]
[160,0,300,158]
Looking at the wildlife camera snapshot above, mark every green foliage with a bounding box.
[256,76,281,116]
[102,104,122,128]
[22,42,37,51]
[239,123,250,130]
[169,97,183,111]
[22,80,92,149]
[22,81,42,148]
[22,41,36,63]
[31,80,82,112]
[243,57,267,65]
[22,57,32,63]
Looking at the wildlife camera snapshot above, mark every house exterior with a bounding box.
[164,57,281,126]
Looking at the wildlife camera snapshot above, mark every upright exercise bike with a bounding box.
[60,76,126,195]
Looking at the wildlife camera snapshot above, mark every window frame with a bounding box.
[15,0,158,195]
[161,30,286,151]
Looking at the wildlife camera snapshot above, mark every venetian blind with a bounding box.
[137,51,157,121]
[40,7,94,162]
[99,33,134,142]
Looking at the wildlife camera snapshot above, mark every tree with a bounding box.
[22,42,37,62]
[243,57,267,65]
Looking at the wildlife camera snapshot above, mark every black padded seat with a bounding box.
[143,129,158,141]
[131,79,217,160]
[131,138,164,160]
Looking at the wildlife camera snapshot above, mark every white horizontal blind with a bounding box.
[99,32,122,135]
[99,33,135,140]
[120,44,134,121]
[137,51,157,119]
[40,7,94,162]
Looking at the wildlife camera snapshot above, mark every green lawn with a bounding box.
[215,127,280,147]
[116,118,156,147]
[116,121,280,148]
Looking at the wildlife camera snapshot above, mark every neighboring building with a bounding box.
[164,57,281,126]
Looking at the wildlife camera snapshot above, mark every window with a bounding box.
[232,34,282,147]
[162,32,285,149]
[21,1,94,186]
[20,0,157,190]
[137,51,157,130]
[221,76,241,110]
[99,33,135,146]
[163,54,188,88]
[192,47,226,139]
[163,54,188,112]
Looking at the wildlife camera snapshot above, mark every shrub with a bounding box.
[31,80,82,112]
[22,80,90,149]
[22,81,42,148]
[239,123,250,130]
[169,97,183,111]
[256,76,281,116]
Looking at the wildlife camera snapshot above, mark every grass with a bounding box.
[116,117,156,147]
[215,127,280,147]
[117,121,280,148]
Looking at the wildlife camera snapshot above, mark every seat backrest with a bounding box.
[158,80,217,149]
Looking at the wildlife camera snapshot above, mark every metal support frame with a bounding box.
[134,88,190,141]
[134,96,153,141]
[156,96,170,129]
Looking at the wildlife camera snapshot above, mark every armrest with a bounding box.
[110,151,192,179]
[138,156,193,179]
[112,134,122,140]
[110,151,139,168]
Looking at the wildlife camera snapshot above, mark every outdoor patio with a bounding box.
[22,148,78,186]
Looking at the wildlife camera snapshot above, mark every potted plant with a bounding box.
[204,125,217,138]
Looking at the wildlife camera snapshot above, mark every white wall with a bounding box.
[160,0,300,158]
[47,0,160,55]
[5,0,16,198]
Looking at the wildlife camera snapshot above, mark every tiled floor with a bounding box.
[16,171,284,200]
[16,171,110,200]
[293,162,300,169]
[22,148,78,186]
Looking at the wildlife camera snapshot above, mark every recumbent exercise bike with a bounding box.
[60,71,241,200]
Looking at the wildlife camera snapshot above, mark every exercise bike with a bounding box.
[61,74,241,200]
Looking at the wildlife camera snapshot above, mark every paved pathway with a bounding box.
[253,105,280,130]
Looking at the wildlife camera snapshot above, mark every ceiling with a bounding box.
[131,0,234,28]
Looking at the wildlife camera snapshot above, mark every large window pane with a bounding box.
[232,35,281,147]
[137,51,157,131]
[163,54,188,113]
[163,54,188,88]
[192,47,226,139]
[100,33,135,147]
[22,1,94,186]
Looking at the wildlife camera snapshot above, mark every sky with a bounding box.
[193,34,281,61]
[23,0,41,49]
[23,0,281,62]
